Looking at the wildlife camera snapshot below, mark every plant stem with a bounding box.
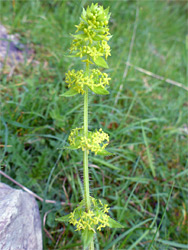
[89,239,94,250]
[83,62,94,249]
[83,61,90,212]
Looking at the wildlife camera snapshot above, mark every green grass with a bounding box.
[0,0,187,249]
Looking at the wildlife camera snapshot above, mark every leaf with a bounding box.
[86,5,91,16]
[89,85,109,95]
[97,149,113,156]
[81,7,86,20]
[82,229,95,248]
[93,57,109,68]
[103,218,152,250]
[142,125,156,177]
[91,157,121,171]
[107,35,113,40]
[108,217,124,228]
[93,35,106,41]
[65,145,80,150]
[56,214,70,222]
[47,212,56,228]
[60,88,78,97]
[71,33,87,39]
[66,54,79,58]
[63,52,79,58]
[97,13,105,21]
[104,7,110,18]
[156,239,188,249]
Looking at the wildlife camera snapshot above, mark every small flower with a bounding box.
[103,204,110,213]
[68,127,109,155]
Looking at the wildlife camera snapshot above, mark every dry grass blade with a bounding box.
[114,4,139,106]
[126,62,188,91]
[0,170,71,206]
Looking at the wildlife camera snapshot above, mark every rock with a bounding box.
[0,182,43,250]
[0,23,33,70]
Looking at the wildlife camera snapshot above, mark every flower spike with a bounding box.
[58,4,123,249]
[70,3,111,63]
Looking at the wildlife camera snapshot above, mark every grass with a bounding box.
[0,0,187,249]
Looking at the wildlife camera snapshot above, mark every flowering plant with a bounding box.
[57,3,123,249]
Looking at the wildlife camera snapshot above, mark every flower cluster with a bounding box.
[69,197,110,232]
[68,127,109,155]
[70,3,111,62]
[65,69,111,94]
[91,69,111,89]
[65,70,91,94]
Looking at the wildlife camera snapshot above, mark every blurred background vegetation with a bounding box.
[0,0,187,249]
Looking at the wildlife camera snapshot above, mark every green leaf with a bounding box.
[97,13,105,21]
[66,54,79,58]
[56,214,70,222]
[47,212,56,228]
[82,229,94,248]
[93,35,106,41]
[71,33,87,39]
[104,7,110,18]
[93,57,109,68]
[97,149,113,156]
[89,85,109,95]
[156,239,188,249]
[107,35,113,40]
[142,125,156,177]
[65,145,80,150]
[60,88,78,97]
[63,52,79,58]
[81,7,86,20]
[108,217,124,228]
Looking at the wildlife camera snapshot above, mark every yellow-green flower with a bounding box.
[68,127,110,155]
[68,197,110,233]
[69,3,111,62]
[65,69,111,95]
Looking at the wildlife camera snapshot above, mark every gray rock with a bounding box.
[0,182,43,250]
[0,24,32,69]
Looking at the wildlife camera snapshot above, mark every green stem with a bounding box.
[83,62,90,211]
[89,239,94,250]
[83,61,94,249]
[83,148,90,210]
